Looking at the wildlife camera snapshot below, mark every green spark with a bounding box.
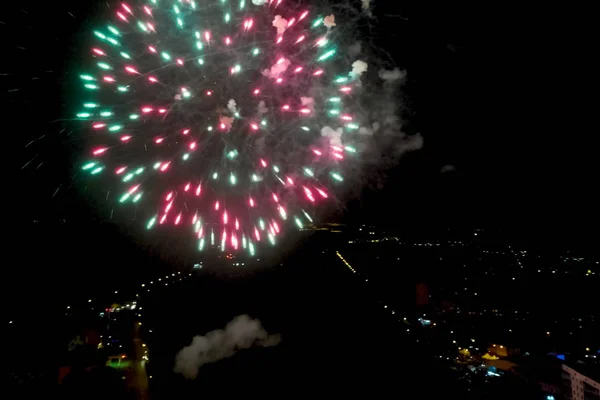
[91,166,103,175]
[129,114,139,120]
[83,103,98,108]
[331,172,344,182]
[107,26,120,36]
[82,162,96,170]
[80,74,95,81]
[147,216,156,230]
[84,84,98,90]
[182,153,190,160]
[120,52,131,59]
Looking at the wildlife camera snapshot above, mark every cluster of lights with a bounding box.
[335,251,356,273]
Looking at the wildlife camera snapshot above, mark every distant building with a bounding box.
[562,364,600,400]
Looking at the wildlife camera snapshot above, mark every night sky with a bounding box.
[3,0,597,254]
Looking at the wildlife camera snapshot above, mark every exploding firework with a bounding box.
[76,0,377,254]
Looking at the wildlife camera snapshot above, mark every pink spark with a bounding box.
[282,105,290,110]
[260,159,267,167]
[158,108,167,113]
[249,197,255,207]
[286,177,294,185]
[313,149,322,156]
[128,184,140,194]
[165,201,173,212]
[195,184,202,196]
[93,123,106,129]
[253,89,260,95]
[147,23,155,32]
[175,213,182,225]
[332,146,343,152]
[115,166,127,174]
[189,142,197,150]
[141,107,153,113]
[235,219,239,230]
[276,36,283,44]
[160,162,170,172]
[103,76,115,83]
[120,135,132,142]
[273,222,280,233]
[160,214,167,224]
[143,6,152,16]
[232,234,238,249]
[294,66,303,73]
[295,35,305,44]
[313,70,324,76]
[225,37,231,45]
[254,228,260,241]
[250,123,259,130]
[206,90,212,96]
[316,188,328,198]
[277,58,286,65]
[192,213,198,224]
[214,201,220,211]
[92,48,105,56]
[304,187,315,202]
[333,153,344,160]
[341,115,352,121]
[300,108,311,114]
[148,46,157,53]
[220,123,226,130]
[148,76,158,83]
[204,31,211,42]
[184,183,190,191]
[340,86,352,93]
[272,194,279,203]
[121,3,133,14]
[125,66,139,74]
[198,227,203,238]
[154,137,164,144]
[223,211,228,224]
[166,192,173,201]
[183,129,190,135]
[276,77,283,84]
[116,12,128,22]
[287,18,296,27]
[299,11,309,21]
[176,58,184,66]
[93,147,107,155]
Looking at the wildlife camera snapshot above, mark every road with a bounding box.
[126,321,149,400]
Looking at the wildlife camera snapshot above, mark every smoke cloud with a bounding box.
[227,99,237,114]
[174,315,281,379]
[351,60,368,77]
[257,100,268,116]
[323,15,336,29]
[262,57,291,80]
[272,15,288,35]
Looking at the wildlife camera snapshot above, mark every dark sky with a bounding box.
[2,1,597,250]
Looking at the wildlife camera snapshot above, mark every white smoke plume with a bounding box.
[321,126,343,147]
[262,57,291,79]
[379,68,406,83]
[272,15,288,35]
[361,0,373,16]
[348,41,362,57]
[323,15,336,29]
[257,100,268,116]
[300,97,315,113]
[174,315,281,379]
[227,99,237,114]
[351,60,368,77]
[252,0,267,5]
